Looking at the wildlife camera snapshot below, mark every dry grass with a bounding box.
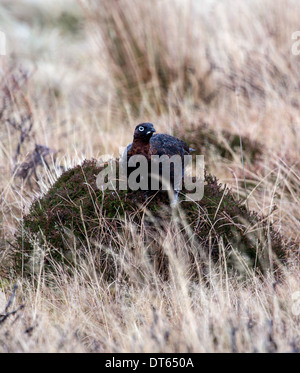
[0,0,300,352]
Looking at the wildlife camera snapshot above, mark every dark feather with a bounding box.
[122,123,193,195]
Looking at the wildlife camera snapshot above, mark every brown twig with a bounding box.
[0,284,25,325]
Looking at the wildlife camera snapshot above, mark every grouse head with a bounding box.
[133,123,156,142]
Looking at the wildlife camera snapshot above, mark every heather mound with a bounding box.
[15,159,287,280]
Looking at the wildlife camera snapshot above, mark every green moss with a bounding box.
[14,159,289,280]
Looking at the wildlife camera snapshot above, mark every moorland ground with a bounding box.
[0,0,299,352]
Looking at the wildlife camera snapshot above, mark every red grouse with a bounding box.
[121,123,194,204]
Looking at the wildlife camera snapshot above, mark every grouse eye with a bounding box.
[138,126,144,132]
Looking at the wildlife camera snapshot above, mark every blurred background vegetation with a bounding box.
[0,0,299,352]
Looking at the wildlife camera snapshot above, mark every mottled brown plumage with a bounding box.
[126,123,155,161]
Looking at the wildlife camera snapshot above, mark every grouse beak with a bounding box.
[147,127,156,135]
